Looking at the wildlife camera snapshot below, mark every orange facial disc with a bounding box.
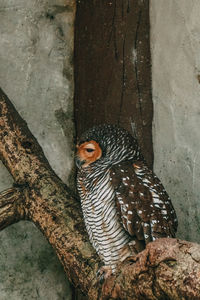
[77,140,102,167]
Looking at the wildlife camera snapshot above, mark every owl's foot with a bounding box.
[96,265,112,283]
[126,239,145,255]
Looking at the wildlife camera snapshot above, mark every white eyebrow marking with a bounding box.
[85,143,96,149]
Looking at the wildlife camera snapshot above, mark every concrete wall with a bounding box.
[1,0,200,298]
[0,0,75,299]
[151,0,200,243]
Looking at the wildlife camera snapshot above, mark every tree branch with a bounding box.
[0,87,200,299]
[0,187,25,229]
[102,238,200,299]
[0,87,100,296]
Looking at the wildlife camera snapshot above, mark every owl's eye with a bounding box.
[86,148,95,153]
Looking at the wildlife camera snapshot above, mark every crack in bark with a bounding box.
[118,32,127,125]
[134,9,143,119]
[108,0,118,60]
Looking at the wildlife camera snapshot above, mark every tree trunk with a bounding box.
[0,88,200,299]
[74,0,153,167]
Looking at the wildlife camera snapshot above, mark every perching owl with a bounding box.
[76,124,177,274]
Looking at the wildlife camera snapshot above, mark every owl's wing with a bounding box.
[110,161,178,245]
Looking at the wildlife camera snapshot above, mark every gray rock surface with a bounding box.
[151,0,200,243]
[0,0,75,299]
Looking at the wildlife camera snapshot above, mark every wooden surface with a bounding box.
[74,0,153,166]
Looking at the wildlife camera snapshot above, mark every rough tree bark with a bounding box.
[0,88,200,300]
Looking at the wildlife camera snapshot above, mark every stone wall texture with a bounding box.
[151,0,200,243]
[0,0,75,299]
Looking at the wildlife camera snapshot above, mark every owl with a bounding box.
[76,124,177,275]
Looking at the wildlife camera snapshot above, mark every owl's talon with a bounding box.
[96,270,105,284]
[96,266,112,283]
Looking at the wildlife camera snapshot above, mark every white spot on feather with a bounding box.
[151,220,157,225]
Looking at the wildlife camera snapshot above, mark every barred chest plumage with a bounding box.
[76,124,178,277]
[77,168,132,271]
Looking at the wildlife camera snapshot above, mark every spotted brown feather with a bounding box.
[110,161,178,245]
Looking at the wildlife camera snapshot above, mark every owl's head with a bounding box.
[76,124,142,170]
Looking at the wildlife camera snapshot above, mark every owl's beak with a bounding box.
[75,157,85,169]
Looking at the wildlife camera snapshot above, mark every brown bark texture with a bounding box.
[74,0,153,167]
[0,88,200,299]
